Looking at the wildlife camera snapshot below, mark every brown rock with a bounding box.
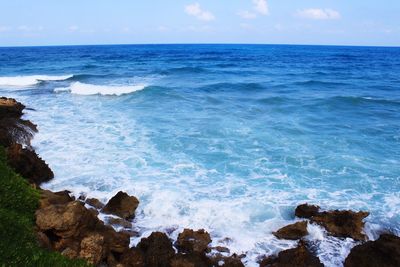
[6,143,54,185]
[79,234,105,265]
[295,204,320,219]
[210,254,244,267]
[176,229,212,254]
[102,191,139,220]
[171,253,212,267]
[273,221,308,240]
[35,201,97,239]
[86,197,105,209]
[39,189,74,209]
[344,234,400,267]
[106,216,133,228]
[0,97,25,118]
[295,204,369,241]
[121,247,146,267]
[312,210,369,240]
[36,231,52,250]
[259,241,323,267]
[137,232,175,267]
[214,246,230,253]
[62,247,79,259]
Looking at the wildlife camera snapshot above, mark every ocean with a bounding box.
[0,44,399,266]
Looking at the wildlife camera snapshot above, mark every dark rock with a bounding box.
[344,234,400,267]
[137,232,175,267]
[106,216,133,228]
[295,204,320,219]
[102,191,139,220]
[6,143,54,185]
[259,241,323,267]
[214,246,230,253]
[121,247,146,267]
[295,204,369,240]
[39,189,74,209]
[86,197,105,209]
[176,229,212,254]
[36,231,52,250]
[312,210,369,240]
[273,221,308,240]
[171,253,212,267]
[211,254,245,267]
[0,97,25,118]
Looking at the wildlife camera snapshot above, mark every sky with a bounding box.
[0,0,399,47]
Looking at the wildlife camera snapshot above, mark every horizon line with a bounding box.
[0,42,399,49]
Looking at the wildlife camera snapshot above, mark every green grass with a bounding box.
[0,146,90,267]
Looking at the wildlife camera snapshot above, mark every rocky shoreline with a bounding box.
[1,96,399,267]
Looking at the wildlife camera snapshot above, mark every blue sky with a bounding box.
[0,0,399,46]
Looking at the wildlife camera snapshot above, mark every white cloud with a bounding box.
[0,26,11,32]
[185,3,215,21]
[239,0,269,20]
[238,10,257,20]
[297,8,341,20]
[253,0,269,15]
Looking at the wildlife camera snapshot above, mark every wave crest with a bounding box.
[0,75,73,87]
[54,82,147,96]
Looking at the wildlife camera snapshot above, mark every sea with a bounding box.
[0,44,399,266]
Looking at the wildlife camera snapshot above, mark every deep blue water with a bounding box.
[0,44,399,266]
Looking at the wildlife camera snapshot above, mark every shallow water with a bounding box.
[1,44,399,266]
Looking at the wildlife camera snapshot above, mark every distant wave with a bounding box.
[0,75,73,87]
[54,82,147,96]
[293,80,349,87]
[160,66,208,75]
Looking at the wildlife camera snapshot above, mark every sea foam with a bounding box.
[54,82,147,96]
[0,75,73,87]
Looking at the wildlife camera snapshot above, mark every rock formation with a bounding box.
[273,221,308,240]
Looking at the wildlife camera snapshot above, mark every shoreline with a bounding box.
[0,96,399,267]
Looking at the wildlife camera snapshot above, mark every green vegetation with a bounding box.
[0,146,89,267]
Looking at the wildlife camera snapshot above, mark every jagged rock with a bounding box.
[312,210,369,240]
[137,232,175,267]
[6,143,54,185]
[210,254,245,267]
[214,246,230,253]
[295,204,369,240]
[79,234,105,265]
[106,216,133,228]
[62,247,79,259]
[295,204,320,219]
[86,197,105,209]
[171,253,212,267]
[36,231,52,250]
[102,191,139,220]
[0,97,37,147]
[344,234,400,267]
[39,189,74,209]
[35,201,98,240]
[259,241,323,267]
[0,97,25,118]
[121,247,145,267]
[273,221,308,240]
[176,229,212,254]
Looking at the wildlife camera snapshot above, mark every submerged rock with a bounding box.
[295,204,369,240]
[344,234,400,267]
[295,204,320,219]
[102,191,139,220]
[273,221,308,240]
[259,241,323,267]
[137,232,175,267]
[6,143,54,185]
[86,197,105,209]
[176,229,212,254]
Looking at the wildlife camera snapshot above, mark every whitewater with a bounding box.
[0,44,399,266]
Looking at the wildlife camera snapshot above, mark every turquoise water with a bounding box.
[0,45,399,266]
